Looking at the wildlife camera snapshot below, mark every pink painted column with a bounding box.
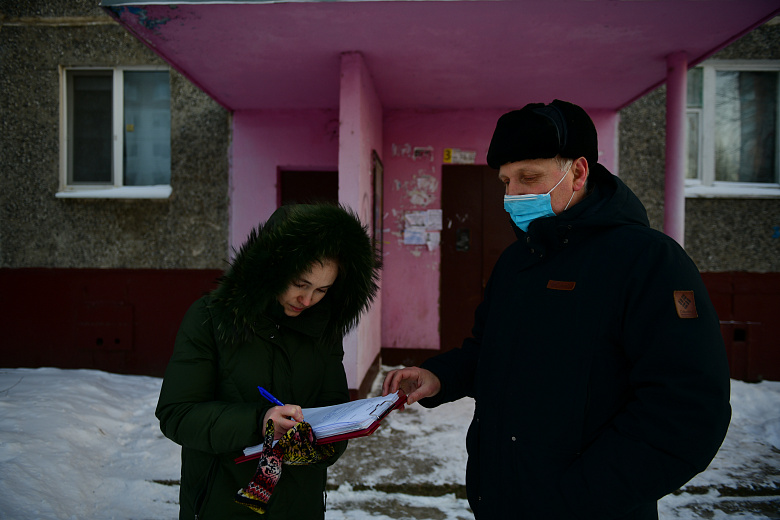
[338,51,384,391]
[664,51,688,247]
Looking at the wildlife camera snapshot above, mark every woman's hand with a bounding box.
[263,404,304,441]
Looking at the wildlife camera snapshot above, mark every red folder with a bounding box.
[314,391,406,445]
[235,392,406,464]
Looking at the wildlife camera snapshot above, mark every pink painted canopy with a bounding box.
[103,0,779,112]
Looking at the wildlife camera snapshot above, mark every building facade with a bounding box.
[1,1,778,390]
[620,20,780,381]
[1,1,230,376]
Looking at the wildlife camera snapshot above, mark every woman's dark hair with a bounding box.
[212,203,381,344]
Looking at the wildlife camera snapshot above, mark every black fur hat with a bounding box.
[211,203,381,344]
[486,99,598,169]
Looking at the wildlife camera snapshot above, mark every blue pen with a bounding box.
[258,386,285,406]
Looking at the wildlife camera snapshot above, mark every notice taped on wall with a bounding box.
[443,148,476,164]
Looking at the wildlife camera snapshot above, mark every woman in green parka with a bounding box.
[156,203,381,519]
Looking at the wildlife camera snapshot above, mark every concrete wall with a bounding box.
[618,20,780,273]
[1,1,230,270]
[230,109,339,249]
[4,2,777,380]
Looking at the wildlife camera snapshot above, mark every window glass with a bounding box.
[123,71,171,186]
[686,111,700,180]
[714,70,778,183]
[63,68,171,194]
[71,73,112,184]
[687,68,703,108]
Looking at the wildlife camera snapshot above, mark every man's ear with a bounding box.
[571,157,589,192]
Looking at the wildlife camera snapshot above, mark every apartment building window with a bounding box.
[686,60,780,198]
[57,67,172,199]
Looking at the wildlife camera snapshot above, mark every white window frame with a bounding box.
[57,65,172,199]
[685,60,780,199]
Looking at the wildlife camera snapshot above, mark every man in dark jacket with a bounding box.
[383,100,731,519]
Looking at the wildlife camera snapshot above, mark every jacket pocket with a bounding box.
[192,457,218,519]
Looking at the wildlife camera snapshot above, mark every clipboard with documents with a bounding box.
[235,391,406,464]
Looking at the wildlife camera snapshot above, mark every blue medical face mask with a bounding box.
[503,166,574,232]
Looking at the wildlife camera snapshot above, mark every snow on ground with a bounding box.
[0,366,778,519]
[0,368,180,519]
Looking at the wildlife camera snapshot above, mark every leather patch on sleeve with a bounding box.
[674,290,698,318]
[547,280,576,291]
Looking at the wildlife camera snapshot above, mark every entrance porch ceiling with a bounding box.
[103,1,780,112]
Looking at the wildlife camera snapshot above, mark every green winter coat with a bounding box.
[156,204,380,520]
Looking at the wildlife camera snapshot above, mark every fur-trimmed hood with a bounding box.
[210,203,381,345]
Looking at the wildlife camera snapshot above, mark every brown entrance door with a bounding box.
[440,165,516,352]
[279,170,338,206]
